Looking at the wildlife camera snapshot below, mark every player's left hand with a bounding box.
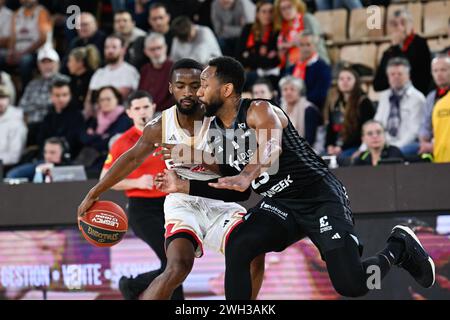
[208,175,250,192]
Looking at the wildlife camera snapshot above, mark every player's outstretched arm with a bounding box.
[209,100,285,191]
[77,120,162,217]
[155,170,251,202]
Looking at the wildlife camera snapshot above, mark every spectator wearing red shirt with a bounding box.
[101,90,184,300]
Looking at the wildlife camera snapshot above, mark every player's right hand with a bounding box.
[77,192,99,218]
[155,169,188,194]
[154,143,197,164]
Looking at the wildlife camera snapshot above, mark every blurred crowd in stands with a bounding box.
[0,0,449,182]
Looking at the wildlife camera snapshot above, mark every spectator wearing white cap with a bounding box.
[18,45,62,146]
[0,86,27,170]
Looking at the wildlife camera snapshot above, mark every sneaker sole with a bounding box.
[393,225,435,287]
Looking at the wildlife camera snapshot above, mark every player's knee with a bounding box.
[163,257,194,285]
[331,278,368,298]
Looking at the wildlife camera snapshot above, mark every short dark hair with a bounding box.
[51,75,71,91]
[252,77,274,92]
[208,56,245,95]
[149,2,169,13]
[387,57,411,70]
[106,34,126,48]
[171,16,192,42]
[126,90,153,109]
[169,58,204,79]
[114,9,133,19]
[96,86,123,105]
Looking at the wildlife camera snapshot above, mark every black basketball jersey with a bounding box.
[208,99,330,199]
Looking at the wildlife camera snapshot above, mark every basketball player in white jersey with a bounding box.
[78,59,264,299]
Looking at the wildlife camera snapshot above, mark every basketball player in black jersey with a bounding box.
[156,56,436,299]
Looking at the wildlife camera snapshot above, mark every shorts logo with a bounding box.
[260,201,288,220]
[319,216,333,233]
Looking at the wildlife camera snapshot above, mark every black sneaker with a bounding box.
[118,276,139,300]
[388,225,435,288]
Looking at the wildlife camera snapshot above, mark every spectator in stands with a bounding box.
[0,0,52,88]
[86,35,140,118]
[274,0,329,75]
[32,137,72,183]
[325,66,375,158]
[170,16,222,65]
[80,86,132,174]
[289,31,331,111]
[373,9,432,95]
[67,12,106,61]
[314,0,362,11]
[0,87,27,170]
[375,57,425,155]
[148,2,173,49]
[236,0,280,91]
[138,33,174,112]
[418,55,450,163]
[19,46,61,146]
[37,77,84,158]
[6,136,71,182]
[279,76,322,146]
[0,0,12,61]
[113,10,146,64]
[67,46,101,110]
[353,120,404,166]
[114,9,146,47]
[0,71,16,105]
[211,0,253,56]
[127,2,173,70]
[252,77,276,101]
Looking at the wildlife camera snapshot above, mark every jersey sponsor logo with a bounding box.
[319,216,333,233]
[190,165,206,172]
[260,175,293,197]
[259,201,288,220]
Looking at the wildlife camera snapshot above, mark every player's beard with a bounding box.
[204,96,224,117]
[176,99,200,115]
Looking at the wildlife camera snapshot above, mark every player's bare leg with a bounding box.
[141,238,195,300]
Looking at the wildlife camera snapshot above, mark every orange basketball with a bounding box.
[78,200,128,247]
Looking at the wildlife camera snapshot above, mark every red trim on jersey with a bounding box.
[165,223,204,257]
[224,213,246,248]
